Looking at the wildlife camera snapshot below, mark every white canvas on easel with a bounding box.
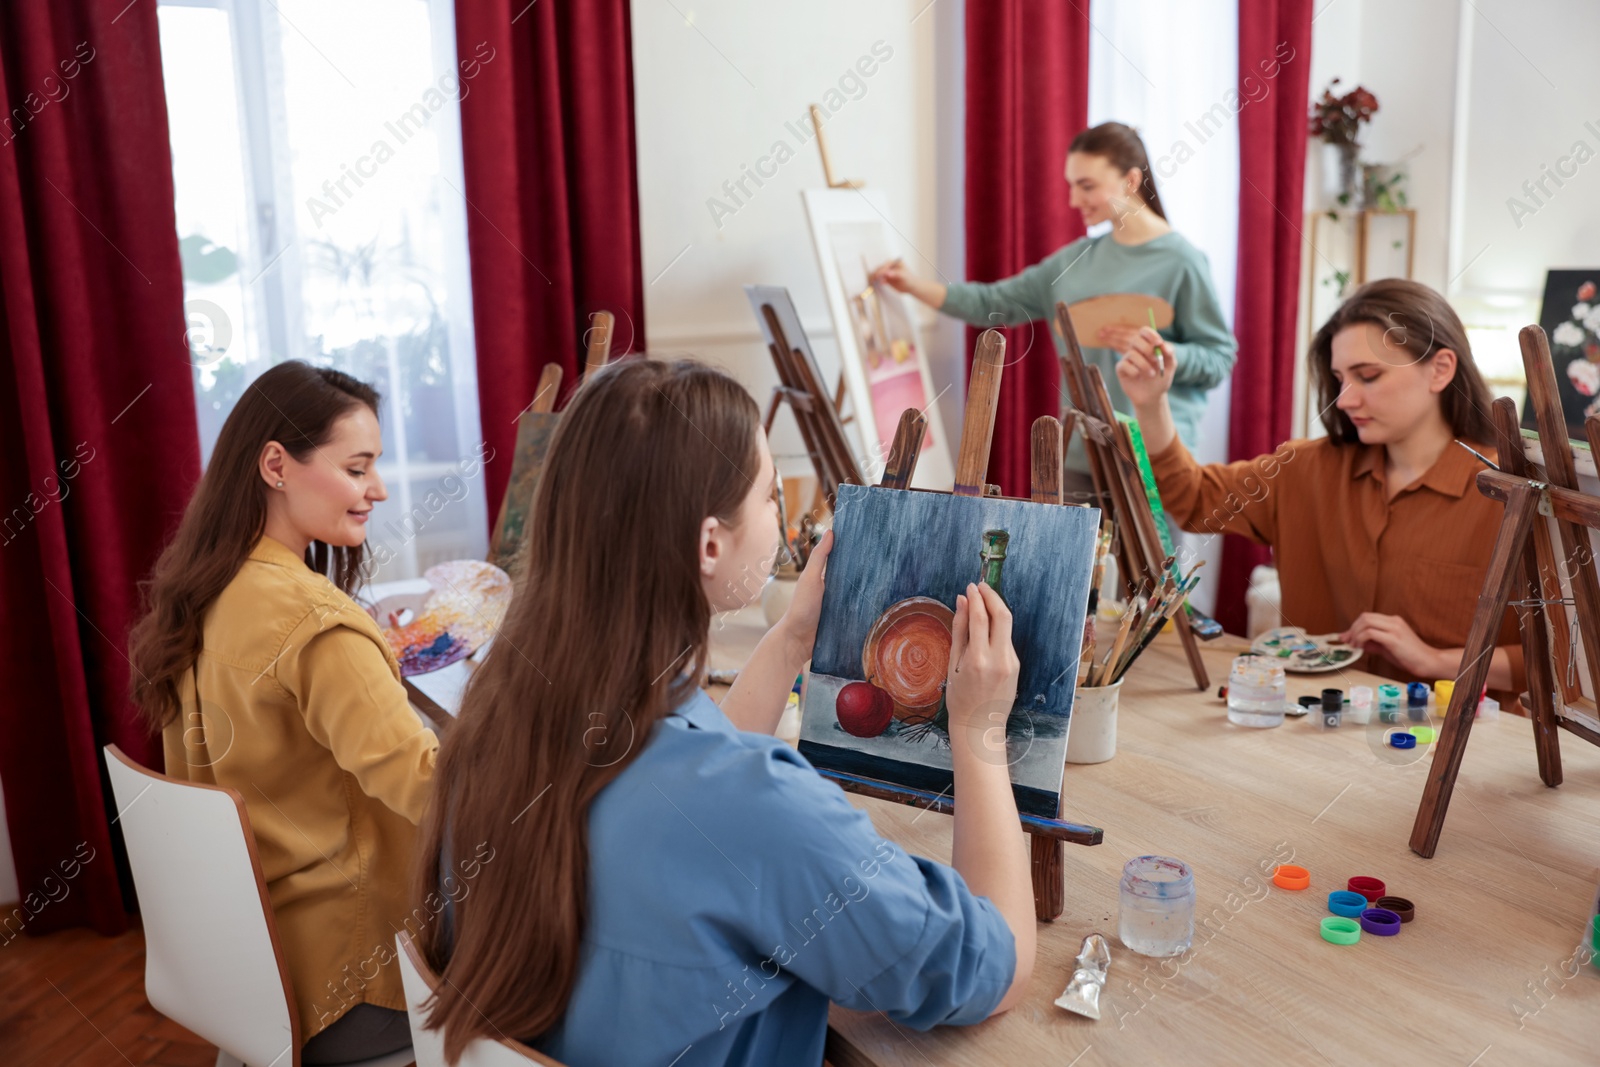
[802,188,954,491]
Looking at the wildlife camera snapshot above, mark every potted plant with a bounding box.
[1309,79,1379,205]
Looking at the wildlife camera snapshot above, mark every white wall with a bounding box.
[1451,0,1600,364]
[628,0,960,485]
[1296,0,1600,403]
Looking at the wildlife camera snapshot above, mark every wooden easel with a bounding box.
[487,311,615,564]
[1052,302,1210,690]
[810,103,862,189]
[1410,324,1600,857]
[819,329,1104,923]
[748,287,863,512]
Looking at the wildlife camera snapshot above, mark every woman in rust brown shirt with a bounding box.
[1115,278,1524,694]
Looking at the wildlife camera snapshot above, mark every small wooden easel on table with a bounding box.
[1052,302,1210,690]
[487,310,615,566]
[819,329,1103,923]
[1410,324,1600,857]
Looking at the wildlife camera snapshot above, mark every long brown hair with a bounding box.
[127,361,381,729]
[1070,121,1168,220]
[1310,278,1496,446]
[414,357,760,1061]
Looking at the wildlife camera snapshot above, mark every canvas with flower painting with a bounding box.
[1523,270,1600,439]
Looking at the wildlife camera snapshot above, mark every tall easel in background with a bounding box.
[809,103,862,190]
[1052,302,1210,690]
[1411,324,1600,856]
[819,329,1104,923]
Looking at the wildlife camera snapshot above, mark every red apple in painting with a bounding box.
[836,681,893,738]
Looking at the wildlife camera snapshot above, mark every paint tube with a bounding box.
[1053,933,1112,1020]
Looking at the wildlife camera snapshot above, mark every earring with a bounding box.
[276,480,284,488]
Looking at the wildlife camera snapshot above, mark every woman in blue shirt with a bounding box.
[878,121,1237,498]
[413,358,1033,1066]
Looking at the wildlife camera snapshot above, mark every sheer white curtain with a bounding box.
[1088,0,1240,615]
[159,0,485,582]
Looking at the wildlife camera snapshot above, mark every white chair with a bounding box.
[395,931,561,1066]
[103,745,415,1067]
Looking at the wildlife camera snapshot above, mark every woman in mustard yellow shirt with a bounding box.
[129,361,437,1064]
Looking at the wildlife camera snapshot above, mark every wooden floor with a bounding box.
[0,924,219,1066]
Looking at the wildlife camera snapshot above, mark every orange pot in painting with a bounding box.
[861,596,954,721]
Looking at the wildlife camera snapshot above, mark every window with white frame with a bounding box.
[158,0,487,582]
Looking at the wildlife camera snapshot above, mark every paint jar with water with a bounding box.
[1119,855,1195,957]
[1227,655,1286,727]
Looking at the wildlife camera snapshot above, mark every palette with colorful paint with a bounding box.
[1250,626,1359,673]
[377,560,513,677]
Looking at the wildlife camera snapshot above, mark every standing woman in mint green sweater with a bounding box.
[876,122,1236,496]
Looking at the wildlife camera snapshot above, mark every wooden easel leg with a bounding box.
[1491,396,1563,787]
[1031,832,1064,921]
[1523,544,1565,788]
[1171,607,1211,691]
[1028,416,1068,922]
[1410,481,1540,857]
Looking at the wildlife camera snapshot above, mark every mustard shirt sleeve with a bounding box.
[1148,434,1290,547]
[277,618,439,824]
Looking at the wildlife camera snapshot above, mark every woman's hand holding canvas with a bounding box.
[776,529,833,665]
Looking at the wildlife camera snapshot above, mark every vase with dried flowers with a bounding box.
[1309,78,1379,205]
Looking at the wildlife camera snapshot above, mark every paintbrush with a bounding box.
[1110,574,1189,683]
[1112,574,1203,683]
[1095,609,1136,687]
[1148,307,1165,375]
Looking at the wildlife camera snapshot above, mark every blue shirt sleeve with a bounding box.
[725,742,1018,1030]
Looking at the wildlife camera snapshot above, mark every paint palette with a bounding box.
[1250,626,1360,673]
[378,560,512,677]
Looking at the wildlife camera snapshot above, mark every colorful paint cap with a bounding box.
[1274,865,1311,891]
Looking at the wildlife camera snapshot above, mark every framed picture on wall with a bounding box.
[802,188,954,490]
[1521,269,1600,440]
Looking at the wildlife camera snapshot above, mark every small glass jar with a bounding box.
[1227,655,1286,727]
[1119,856,1195,957]
[1377,683,1403,723]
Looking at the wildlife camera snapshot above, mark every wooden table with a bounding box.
[791,632,1600,1066]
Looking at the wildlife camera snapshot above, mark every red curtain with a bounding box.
[0,2,198,934]
[453,0,646,515]
[1219,0,1314,634]
[964,2,1090,496]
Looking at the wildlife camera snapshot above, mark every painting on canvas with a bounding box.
[1521,270,1600,439]
[828,221,935,455]
[803,188,953,489]
[489,411,559,576]
[800,483,1099,818]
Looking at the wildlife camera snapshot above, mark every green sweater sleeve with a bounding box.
[939,243,1081,327]
[1165,249,1237,390]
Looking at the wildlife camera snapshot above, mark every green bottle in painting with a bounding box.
[979,529,1010,603]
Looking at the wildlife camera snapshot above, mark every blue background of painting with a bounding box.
[812,483,1099,717]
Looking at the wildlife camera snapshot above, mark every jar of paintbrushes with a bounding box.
[1071,552,1205,764]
